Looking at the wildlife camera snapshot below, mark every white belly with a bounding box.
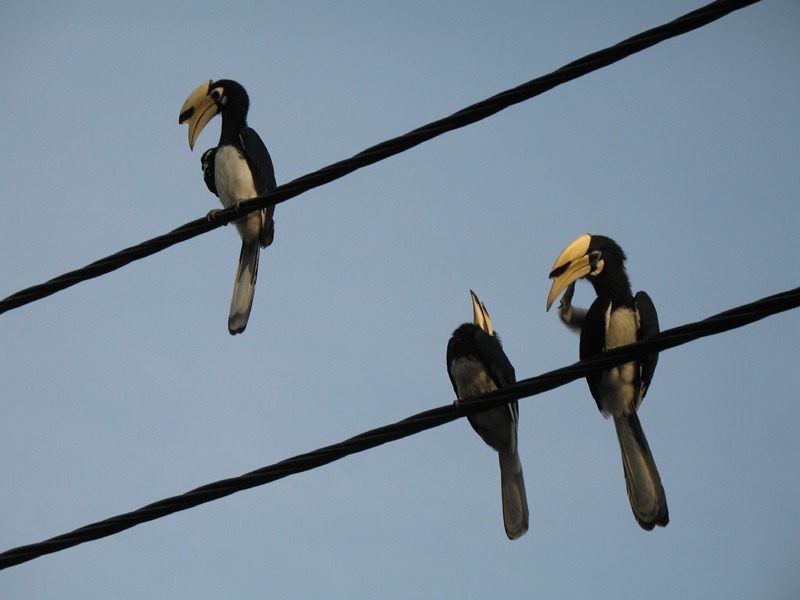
[450,357,498,398]
[450,357,515,452]
[605,306,638,350]
[215,145,261,242]
[597,306,639,417]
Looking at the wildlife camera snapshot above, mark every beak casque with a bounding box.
[179,80,217,150]
[470,290,494,335]
[546,233,593,311]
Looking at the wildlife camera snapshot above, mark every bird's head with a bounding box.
[470,289,494,335]
[546,234,626,310]
[179,79,250,150]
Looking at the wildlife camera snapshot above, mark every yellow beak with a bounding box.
[179,80,217,150]
[546,233,593,311]
[470,289,494,335]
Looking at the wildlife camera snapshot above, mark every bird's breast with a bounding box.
[596,305,640,416]
[214,145,261,242]
[449,357,516,452]
[605,305,638,349]
[214,145,257,207]
[449,357,497,398]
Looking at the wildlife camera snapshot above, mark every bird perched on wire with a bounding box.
[547,234,668,530]
[179,80,276,334]
[447,290,529,539]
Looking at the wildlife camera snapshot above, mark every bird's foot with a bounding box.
[558,283,576,324]
[557,283,587,331]
[233,201,248,216]
[206,209,227,225]
[558,282,575,308]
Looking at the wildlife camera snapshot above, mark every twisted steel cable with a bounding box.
[1,284,796,570]
[0,0,760,316]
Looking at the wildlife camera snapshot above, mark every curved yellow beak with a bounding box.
[179,80,217,150]
[546,234,593,311]
[470,289,494,335]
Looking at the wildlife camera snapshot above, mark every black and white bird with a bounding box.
[179,80,276,334]
[547,234,668,530]
[447,290,529,539]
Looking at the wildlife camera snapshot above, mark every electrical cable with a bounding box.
[0,0,760,316]
[1,284,796,570]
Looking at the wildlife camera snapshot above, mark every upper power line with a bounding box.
[0,0,760,317]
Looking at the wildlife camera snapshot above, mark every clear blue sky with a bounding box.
[1,1,799,598]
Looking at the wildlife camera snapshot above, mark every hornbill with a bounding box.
[447,290,529,539]
[179,80,276,334]
[546,234,668,530]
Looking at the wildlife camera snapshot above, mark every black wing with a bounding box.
[634,290,660,407]
[240,126,276,247]
[580,296,611,411]
[476,329,516,389]
[240,126,276,194]
[200,148,218,196]
[445,330,462,397]
[446,324,477,396]
[475,329,519,423]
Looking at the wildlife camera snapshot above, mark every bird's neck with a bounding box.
[591,269,634,306]
[219,112,247,147]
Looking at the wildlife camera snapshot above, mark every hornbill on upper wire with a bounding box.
[546,234,668,530]
[179,80,276,335]
[447,290,529,539]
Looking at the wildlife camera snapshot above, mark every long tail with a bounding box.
[228,239,260,335]
[498,450,529,539]
[613,411,669,530]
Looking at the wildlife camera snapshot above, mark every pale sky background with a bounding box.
[1,1,799,598]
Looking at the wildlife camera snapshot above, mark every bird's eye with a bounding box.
[588,251,605,275]
[210,88,222,101]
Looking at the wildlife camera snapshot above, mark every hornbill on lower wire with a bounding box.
[546,234,668,530]
[179,80,276,335]
[447,291,529,539]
